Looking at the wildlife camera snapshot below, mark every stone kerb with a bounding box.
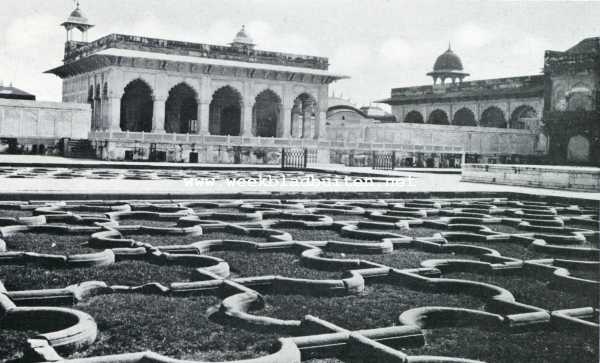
[0,292,97,354]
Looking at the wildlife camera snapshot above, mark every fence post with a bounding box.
[281,147,285,169]
[392,151,396,170]
[303,148,308,168]
[372,151,376,170]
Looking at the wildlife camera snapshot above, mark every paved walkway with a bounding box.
[0,155,598,201]
[0,155,460,174]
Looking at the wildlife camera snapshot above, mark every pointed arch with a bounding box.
[452,107,476,126]
[120,79,154,132]
[253,89,281,137]
[291,93,317,138]
[165,83,198,133]
[567,83,593,111]
[480,106,506,128]
[509,105,537,129]
[404,110,424,123]
[428,109,449,125]
[209,86,243,136]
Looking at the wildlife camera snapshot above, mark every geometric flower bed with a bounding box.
[0,197,598,363]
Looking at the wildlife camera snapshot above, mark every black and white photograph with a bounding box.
[0,0,598,362]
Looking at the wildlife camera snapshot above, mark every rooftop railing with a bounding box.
[390,75,545,98]
[64,34,329,70]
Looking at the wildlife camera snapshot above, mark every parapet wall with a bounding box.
[0,99,91,140]
[462,164,600,191]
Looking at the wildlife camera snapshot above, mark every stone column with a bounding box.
[107,96,121,131]
[278,103,292,138]
[314,109,327,139]
[241,103,253,136]
[197,99,210,135]
[152,98,166,133]
[302,110,311,138]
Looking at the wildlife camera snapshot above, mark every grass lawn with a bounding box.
[192,208,243,214]
[124,231,269,247]
[403,326,598,363]
[443,272,599,311]
[73,294,284,361]
[208,250,342,280]
[1,233,97,255]
[322,250,477,270]
[115,219,181,228]
[0,208,32,219]
[0,332,38,362]
[399,226,443,238]
[279,228,387,243]
[444,240,579,261]
[485,224,525,234]
[568,269,600,281]
[564,222,599,231]
[0,260,195,291]
[0,329,40,361]
[262,282,484,331]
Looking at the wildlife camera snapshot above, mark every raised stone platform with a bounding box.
[462,164,600,192]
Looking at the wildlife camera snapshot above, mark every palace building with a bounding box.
[368,40,599,166]
[46,3,347,162]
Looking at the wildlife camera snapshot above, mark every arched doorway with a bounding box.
[120,79,154,132]
[165,83,198,133]
[480,106,506,128]
[428,109,449,125]
[510,105,537,129]
[404,110,424,123]
[567,135,591,163]
[453,107,476,126]
[291,93,317,138]
[253,89,281,137]
[209,86,242,136]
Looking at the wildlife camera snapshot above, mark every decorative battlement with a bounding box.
[63,33,329,70]
[544,50,600,74]
[380,75,544,104]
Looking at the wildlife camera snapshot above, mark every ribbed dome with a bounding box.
[433,47,464,71]
[232,25,254,45]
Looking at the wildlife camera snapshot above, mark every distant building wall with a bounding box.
[326,122,539,155]
[0,99,91,140]
[462,164,600,191]
[543,40,600,165]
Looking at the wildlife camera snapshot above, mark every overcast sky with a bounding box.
[1,0,598,107]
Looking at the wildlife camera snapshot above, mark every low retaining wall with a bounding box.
[0,99,91,140]
[461,164,600,192]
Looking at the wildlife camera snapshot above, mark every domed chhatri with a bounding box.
[61,1,94,42]
[230,25,256,50]
[433,45,464,71]
[427,43,469,85]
